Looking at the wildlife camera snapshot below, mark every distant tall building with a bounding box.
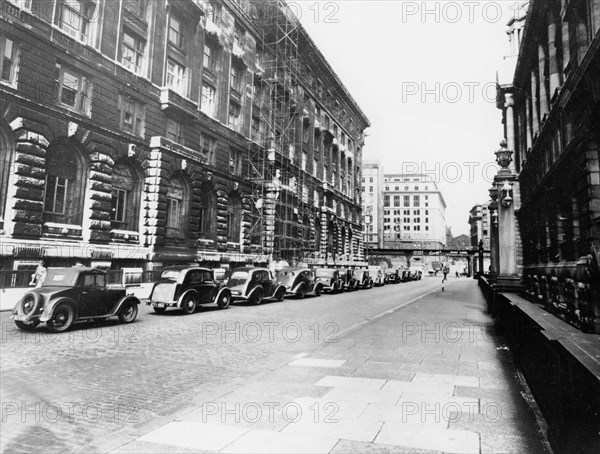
[376,174,447,249]
[362,161,384,249]
[468,203,491,250]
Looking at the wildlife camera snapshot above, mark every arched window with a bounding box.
[199,184,216,240]
[227,191,241,243]
[111,162,142,231]
[0,122,14,228]
[314,217,322,252]
[44,145,85,225]
[249,199,262,247]
[166,177,188,239]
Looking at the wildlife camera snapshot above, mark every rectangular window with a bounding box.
[0,36,18,85]
[57,66,92,115]
[119,95,145,137]
[166,59,185,94]
[200,83,217,117]
[59,0,98,45]
[384,195,390,207]
[200,133,216,164]
[414,195,420,207]
[45,175,68,214]
[230,65,241,92]
[166,119,182,143]
[111,189,127,223]
[302,151,307,171]
[229,149,242,175]
[403,196,410,207]
[168,15,184,48]
[203,43,215,72]
[166,198,181,229]
[228,102,241,129]
[8,0,32,10]
[121,29,145,74]
[394,195,400,206]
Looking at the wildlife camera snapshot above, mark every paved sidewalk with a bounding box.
[107,279,550,454]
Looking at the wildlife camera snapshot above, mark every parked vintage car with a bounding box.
[10,267,140,332]
[385,268,401,284]
[314,268,344,293]
[398,268,411,282]
[354,269,373,289]
[409,267,423,280]
[368,266,386,286]
[338,268,358,291]
[277,268,323,298]
[147,266,232,314]
[226,267,286,305]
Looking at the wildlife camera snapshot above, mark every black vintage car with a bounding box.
[148,266,232,314]
[338,268,359,291]
[385,269,401,284]
[226,267,286,305]
[277,268,323,298]
[354,269,373,289]
[314,268,344,293]
[10,267,140,332]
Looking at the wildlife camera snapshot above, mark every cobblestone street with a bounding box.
[1,278,549,453]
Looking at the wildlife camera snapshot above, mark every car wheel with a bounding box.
[181,293,198,315]
[46,303,75,333]
[315,285,322,297]
[15,320,40,331]
[216,291,231,309]
[296,284,306,299]
[118,300,138,324]
[275,288,285,302]
[153,306,167,314]
[250,289,263,305]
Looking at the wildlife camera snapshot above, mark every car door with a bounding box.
[78,273,108,316]
[198,270,216,304]
[261,270,274,296]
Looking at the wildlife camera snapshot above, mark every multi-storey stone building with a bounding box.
[379,174,447,249]
[495,0,599,332]
[468,202,491,250]
[0,0,370,274]
[361,160,383,250]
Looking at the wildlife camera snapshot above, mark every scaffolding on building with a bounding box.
[246,0,310,264]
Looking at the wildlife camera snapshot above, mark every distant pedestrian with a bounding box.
[30,260,47,287]
[442,266,449,283]
[455,271,459,278]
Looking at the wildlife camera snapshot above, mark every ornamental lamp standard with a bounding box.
[495,138,513,175]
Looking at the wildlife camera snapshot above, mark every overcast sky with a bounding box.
[297,1,519,236]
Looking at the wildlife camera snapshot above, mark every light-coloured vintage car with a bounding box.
[11,267,140,332]
[226,267,286,305]
[368,266,386,286]
[148,266,232,314]
[277,268,323,298]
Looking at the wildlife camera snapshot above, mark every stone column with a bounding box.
[531,71,540,135]
[561,1,571,71]
[504,94,516,172]
[525,96,533,151]
[494,140,522,291]
[488,188,499,283]
[538,42,550,120]
[547,10,561,97]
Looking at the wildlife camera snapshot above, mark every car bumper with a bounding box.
[11,314,40,322]
[147,301,178,308]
